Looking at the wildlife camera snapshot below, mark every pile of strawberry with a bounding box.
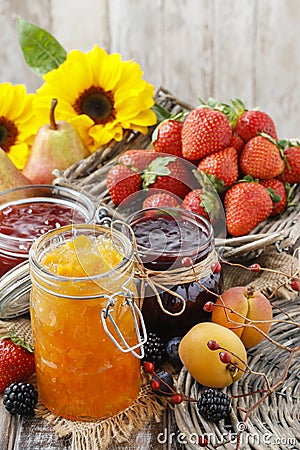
[106,98,300,237]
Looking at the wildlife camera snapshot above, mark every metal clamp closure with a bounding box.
[101,291,147,359]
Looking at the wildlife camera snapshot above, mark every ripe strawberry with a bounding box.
[278,145,300,183]
[142,156,190,199]
[0,332,35,393]
[142,193,180,209]
[182,108,232,161]
[152,119,183,157]
[240,135,284,179]
[232,99,278,142]
[229,132,245,156]
[224,182,273,236]
[106,164,142,205]
[181,189,209,220]
[197,147,239,188]
[118,149,156,172]
[260,178,287,215]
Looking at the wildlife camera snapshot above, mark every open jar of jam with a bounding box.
[127,208,223,341]
[0,185,96,277]
[29,224,145,421]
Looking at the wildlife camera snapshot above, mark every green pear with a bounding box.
[0,148,32,192]
[23,99,89,184]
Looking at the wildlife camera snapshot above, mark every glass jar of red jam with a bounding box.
[0,185,96,277]
[127,208,223,341]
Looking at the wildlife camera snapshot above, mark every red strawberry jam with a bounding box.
[0,186,95,277]
[128,208,222,340]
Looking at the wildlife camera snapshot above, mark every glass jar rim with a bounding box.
[0,184,96,249]
[29,223,134,284]
[126,207,214,257]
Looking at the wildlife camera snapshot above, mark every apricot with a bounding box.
[211,286,273,348]
[178,322,247,388]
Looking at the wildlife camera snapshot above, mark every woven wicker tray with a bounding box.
[53,87,300,261]
[174,298,299,450]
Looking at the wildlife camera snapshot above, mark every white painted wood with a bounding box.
[0,0,300,138]
[255,0,300,138]
[162,0,214,105]
[213,0,256,107]
[50,0,110,52]
[108,0,162,90]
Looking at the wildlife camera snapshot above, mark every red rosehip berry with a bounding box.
[199,436,209,447]
[249,263,261,273]
[219,351,232,364]
[291,279,300,291]
[143,361,155,373]
[151,380,161,391]
[203,301,214,312]
[182,256,193,267]
[207,340,220,350]
[211,261,222,273]
[170,394,183,404]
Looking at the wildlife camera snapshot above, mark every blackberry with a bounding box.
[142,332,165,367]
[152,370,174,394]
[197,388,231,422]
[3,382,38,416]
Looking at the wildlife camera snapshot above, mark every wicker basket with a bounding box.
[174,298,300,450]
[51,88,300,448]
[53,87,300,261]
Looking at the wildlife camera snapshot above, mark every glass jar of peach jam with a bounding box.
[0,185,96,277]
[29,224,144,421]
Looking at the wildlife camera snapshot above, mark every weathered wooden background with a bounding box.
[1,0,300,138]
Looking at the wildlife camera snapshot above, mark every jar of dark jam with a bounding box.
[127,208,223,341]
[0,185,96,277]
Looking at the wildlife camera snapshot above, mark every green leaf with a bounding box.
[200,171,225,193]
[266,187,281,203]
[17,16,67,77]
[142,156,176,188]
[151,103,172,122]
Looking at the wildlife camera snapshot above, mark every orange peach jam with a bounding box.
[30,231,141,421]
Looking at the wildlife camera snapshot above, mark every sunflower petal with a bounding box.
[33,45,155,152]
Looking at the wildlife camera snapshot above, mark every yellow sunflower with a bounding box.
[0,83,37,169]
[34,45,157,152]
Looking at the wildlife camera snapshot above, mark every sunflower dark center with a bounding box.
[73,86,116,125]
[0,116,18,152]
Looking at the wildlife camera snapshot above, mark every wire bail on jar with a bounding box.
[101,288,147,359]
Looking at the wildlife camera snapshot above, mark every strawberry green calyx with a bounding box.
[236,174,259,184]
[285,182,297,207]
[1,330,34,353]
[198,171,225,193]
[142,156,176,189]
[199,97,237,127]
[151,103,172,122]
[265,187,282,203]
[192,170,223,220]
[152,103,188,123]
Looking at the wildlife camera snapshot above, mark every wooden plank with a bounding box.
[213,0,256,105]
[0,0,50,92]
[50,0,110,52]
[0,406,170,449]
[108,0,162,91]
[255,0,300,138]
[162,0,214,106]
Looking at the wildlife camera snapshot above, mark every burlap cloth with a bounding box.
[0,248,298,450]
